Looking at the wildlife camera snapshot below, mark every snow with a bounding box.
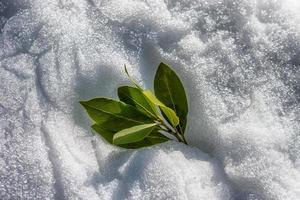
[0,0,299,199]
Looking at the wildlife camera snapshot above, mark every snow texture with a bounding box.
[0,0,300,199]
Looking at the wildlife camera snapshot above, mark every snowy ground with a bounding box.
[0,0,300,199]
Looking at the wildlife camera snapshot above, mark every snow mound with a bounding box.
[0,0,300,199]
[93,142,231,200]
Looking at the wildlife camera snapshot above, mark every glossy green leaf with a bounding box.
[118,86,158,119]
[143,90,179,127]
[113,123,157,145]
[159,106,180,127]
[91,124,169,149]
[142,90,164,106]
[91,124,114,144]
[154,62,188,133]
[119,130,169,148]
[80,98,153,132]
[92,123,149,148]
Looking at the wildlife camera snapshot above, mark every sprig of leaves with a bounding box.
[80,62,188,149]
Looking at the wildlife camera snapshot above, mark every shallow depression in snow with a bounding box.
[0,0,300,199]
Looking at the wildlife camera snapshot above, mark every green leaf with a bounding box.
[143,90,179,127]
[118,130,169,149]
[113,123,157,145]
[142,90,164,106]
[92,122,170,149]
[118,86,158,119]
[80,98,153,132]
[154,62,188,133]
[91,123,150,148]
[159,106,180,127]
[91,124,114,144]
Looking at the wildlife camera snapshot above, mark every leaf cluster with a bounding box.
[80,62,188,149]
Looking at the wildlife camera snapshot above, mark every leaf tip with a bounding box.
[117,85,125,93]
[124,64,131,79]
[158,62,168,69]
[79,100,90,109]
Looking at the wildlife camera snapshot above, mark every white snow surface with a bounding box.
[0,0,300,199]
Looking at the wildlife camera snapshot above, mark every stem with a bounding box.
[174,129,187,144]
[181,134,188,145]
[158,119,187,145]
[168,129,182,142]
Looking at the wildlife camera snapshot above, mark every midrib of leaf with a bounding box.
[119,90,157,119]
[85,104,147,124]
[162,76,184,134]
[162,76,177,113]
